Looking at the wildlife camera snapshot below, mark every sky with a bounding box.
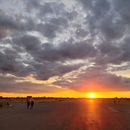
[0,0,130,98]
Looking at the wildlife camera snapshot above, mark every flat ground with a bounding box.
[0,99,130,130]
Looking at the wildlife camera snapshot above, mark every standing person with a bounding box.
[30,97,34,109]
[26,96,31,109]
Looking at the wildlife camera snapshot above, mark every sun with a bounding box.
[88,92,95,98]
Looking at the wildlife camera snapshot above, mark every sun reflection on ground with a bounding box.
[89,99,94,103]
[87,97,101,129]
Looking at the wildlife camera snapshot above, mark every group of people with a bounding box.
[26,96,34,109]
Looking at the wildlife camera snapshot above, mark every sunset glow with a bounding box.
[88,92,95,98]
[0,0,130,98]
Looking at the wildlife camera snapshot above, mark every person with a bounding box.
[26,96,31,109]
[26,96,34,109]
[30,98,34,109]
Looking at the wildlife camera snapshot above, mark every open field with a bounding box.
[1,98,130,130]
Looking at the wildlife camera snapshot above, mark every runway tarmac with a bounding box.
[0,99,130,130]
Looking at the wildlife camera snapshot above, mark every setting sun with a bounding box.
[88,92,95,98]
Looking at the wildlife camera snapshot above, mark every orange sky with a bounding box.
[1,72,130,98]
[1,90,130,98]
[1,0,130,99]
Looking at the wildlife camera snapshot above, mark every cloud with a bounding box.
[0,12,19,30]
[36,23,59,38]
[33,62,83,80]
[1,35,88,80]
[54,66,130,91]
[0,0,130,93]
[0,74,61,93]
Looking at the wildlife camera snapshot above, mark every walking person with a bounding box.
[30,97,34,109]
[27,96,30,109]
[26,96,32,109]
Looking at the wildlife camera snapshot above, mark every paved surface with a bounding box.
[0,99,130,130]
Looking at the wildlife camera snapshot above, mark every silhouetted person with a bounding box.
[27,96,32,109]
[30,99,34,109]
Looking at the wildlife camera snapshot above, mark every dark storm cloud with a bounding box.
[34,41,96,62]
[0,50,33,77]
[25,0,41,9]
[0,12,19,30]
[79,0,110,17]
[79,0,128,41]
[33,62,83,80]
[12,33,96,62]
[113,0,130,24]
[119,38,130,62]
[95,38,130,65]
[13,35,42,52]
[76,28,88,38]
[78,0,130,65]
[39,2,65,17]
[37,23,59,38]
[99,17,125,40]
[12,35,89,80]
[0,1,75,39]
[1,35,88,81]
[0,51,16,73]
[95,42,121,65]
[57,41,96,59]
[0,0,130,93]
[36,17,69,38]
[0,11,19,38]
[0,12,36,39]
[50,17,68,27]
[38,2,64,16]
[38,3,53,15]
